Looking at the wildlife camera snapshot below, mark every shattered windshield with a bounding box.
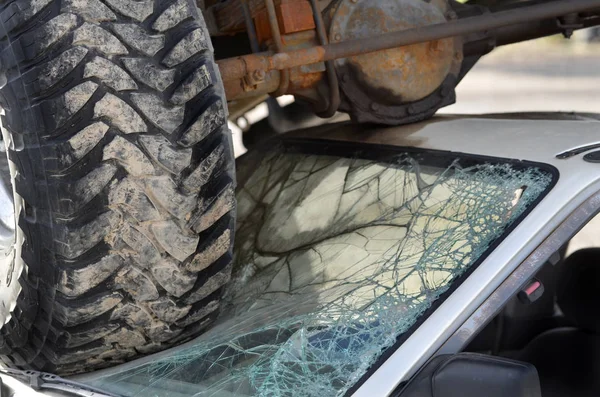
[85,141,554,397]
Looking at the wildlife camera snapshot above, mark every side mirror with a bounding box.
[396,353,542,397]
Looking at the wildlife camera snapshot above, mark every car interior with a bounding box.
[465,240,600,397]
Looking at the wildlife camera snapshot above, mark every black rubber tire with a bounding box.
[0,0,235,375]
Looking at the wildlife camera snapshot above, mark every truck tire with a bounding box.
[0,0,235,374]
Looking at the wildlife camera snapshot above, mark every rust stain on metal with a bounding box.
[211,0,327,34]
[222,70,280,100]
[347,37,455,103]
[283,31,325,91]
[279,0,316,35]
[270,46,327,70]
[219,31,324,101]
[254,10,273,43]
[255,0,315,43]
[222,79,246,100]
[289,69,323,90]
[217,46,326,82]
[329,0,455,104]
[263,0,290,96]
[217,55,270,82]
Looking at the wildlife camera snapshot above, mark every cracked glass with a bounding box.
[86,142,554,397]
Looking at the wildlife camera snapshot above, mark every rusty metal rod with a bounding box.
[309,0,339,117]
[494,15,600,47]
[264,0,290,96]
[463,14,600,57]
[218,0,600,81]
[241,0,260,53]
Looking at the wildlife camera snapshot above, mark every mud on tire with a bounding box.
[0,0,235,374]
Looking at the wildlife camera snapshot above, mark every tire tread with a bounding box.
[0,0,235,374]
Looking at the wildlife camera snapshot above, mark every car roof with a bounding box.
[288,113,600,166]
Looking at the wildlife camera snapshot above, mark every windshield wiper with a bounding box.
[0,368,121,397]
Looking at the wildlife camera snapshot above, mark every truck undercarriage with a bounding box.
[208,0,600,125]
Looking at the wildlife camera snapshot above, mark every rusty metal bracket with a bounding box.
[241,0,261,53]
[309,0,340,117]
[265,0,290,96]
[233,0,333,111]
